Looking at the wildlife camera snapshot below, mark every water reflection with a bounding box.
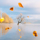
[17,26,25,36]
[17,25,25,40]
[0,23,40,40]
[0,23,13,37]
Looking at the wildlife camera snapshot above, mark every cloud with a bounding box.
[35,9,40,13]
[22,0,40,8]
[14,10,28,12]
[0,0,40,13]
[9,14,40,19]
[0,0,40,17]
[0,0,40,8]
[0,0,19,6]
[24,15,40,19]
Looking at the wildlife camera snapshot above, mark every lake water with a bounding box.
[0,23,40,40]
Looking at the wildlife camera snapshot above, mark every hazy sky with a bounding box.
[0,0,40,19]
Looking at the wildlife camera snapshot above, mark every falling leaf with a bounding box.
[5,27,12,30]
[20,36,22,38]
[10,7,14,11]
[27,16,29,18]
[33,31,38,37]
[18,3,23,8]
[18,29,21,32]
[5,28,8,30]
[5,28,9,30]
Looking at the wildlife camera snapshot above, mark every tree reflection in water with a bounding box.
[0,23,13,37]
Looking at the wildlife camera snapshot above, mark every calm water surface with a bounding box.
[0,23,40,40]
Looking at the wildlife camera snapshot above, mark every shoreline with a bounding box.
[0,23,40,25]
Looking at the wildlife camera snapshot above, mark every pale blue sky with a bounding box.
[0,0,40,19]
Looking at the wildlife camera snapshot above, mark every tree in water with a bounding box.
[17,13,26,25]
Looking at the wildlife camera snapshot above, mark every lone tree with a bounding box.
[17,13,26,25]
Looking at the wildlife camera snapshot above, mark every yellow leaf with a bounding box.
[10,7,14,11]
[20,36,22,38]
[27,16,29,18]
[18,29,21,32]
[33,31,38,37]
[18,3,23,8]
